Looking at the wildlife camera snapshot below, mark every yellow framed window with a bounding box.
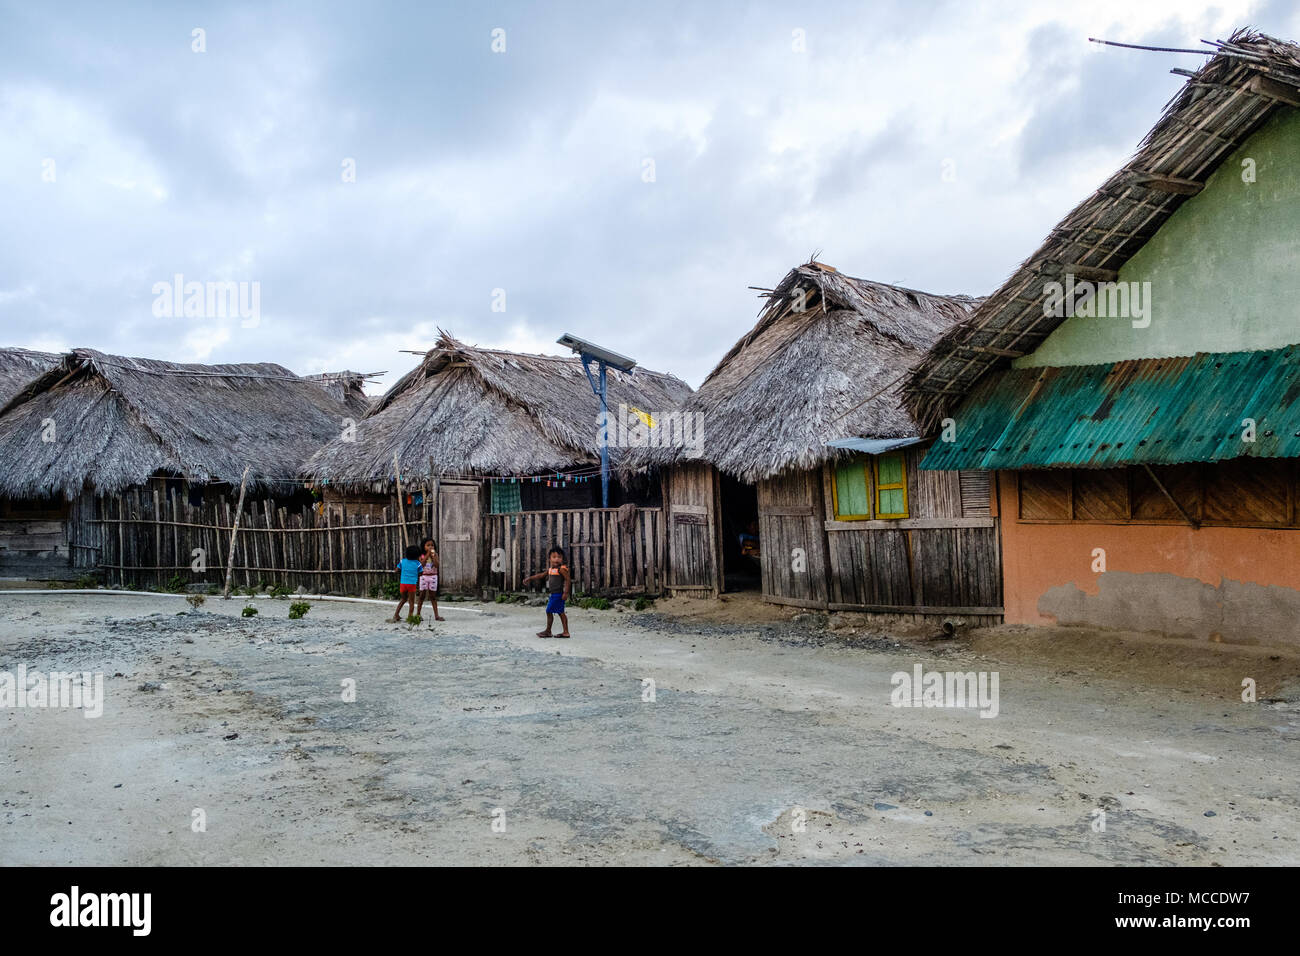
[874,452,909,518]
[832,456,871,519]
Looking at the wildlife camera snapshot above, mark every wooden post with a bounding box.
[222,466,251,599]
[394,453,409,548]
[432,463,441,548]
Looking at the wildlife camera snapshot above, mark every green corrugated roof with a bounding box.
[919,345,1300,471]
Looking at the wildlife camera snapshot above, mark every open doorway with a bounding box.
[718,473,760,592]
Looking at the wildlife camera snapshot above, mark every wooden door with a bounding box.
[757,469,829,608]
[664,463,719,595]
[437,483,480,591]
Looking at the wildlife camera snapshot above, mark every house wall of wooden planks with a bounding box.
[658,445,1004,622]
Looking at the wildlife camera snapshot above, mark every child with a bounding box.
[416,537,445,621]
[392,544,422,622]
[523,546,571,639]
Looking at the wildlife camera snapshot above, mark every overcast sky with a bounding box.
[3,0,1297,391]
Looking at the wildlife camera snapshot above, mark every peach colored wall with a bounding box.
[997,472,1300,634]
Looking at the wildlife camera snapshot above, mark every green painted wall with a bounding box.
[1016,106,1300,369]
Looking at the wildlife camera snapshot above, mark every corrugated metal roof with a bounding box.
[919,346,1300,470]
[827,436,922,455]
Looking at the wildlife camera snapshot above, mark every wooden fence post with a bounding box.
[394,453,409,548]
[222,466,251,599]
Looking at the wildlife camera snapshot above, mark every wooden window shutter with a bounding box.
[958,471,991,517]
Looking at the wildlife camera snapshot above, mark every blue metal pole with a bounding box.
[599,361,609,508]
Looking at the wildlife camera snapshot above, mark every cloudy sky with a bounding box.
[2,0,1297,392]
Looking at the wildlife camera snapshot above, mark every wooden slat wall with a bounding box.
[481,507,664,595]
[908,445,963,519]
[1019,460,1300,528]
[825,522,1003,613]
[91,486,430,595]
[0,498,74,579]
[958,471,992,517]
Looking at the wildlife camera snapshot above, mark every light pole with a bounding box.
[557,333,637,509]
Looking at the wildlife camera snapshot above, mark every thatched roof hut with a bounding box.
[641,261,980,483]
[303,371,376,418]
[0,348,357,498]
[904,30,1300,431]
[304,332,692,487]
[0,347,60,408]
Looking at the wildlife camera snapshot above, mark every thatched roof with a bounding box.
[905,30,1300,431]
[638,261,979,483]
[303,332,693,487]
[303,371,376,418]
[0,349,357,498]
[0,347,60,408]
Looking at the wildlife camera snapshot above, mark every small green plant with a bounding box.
[241,604,258,617]
[206,584,220,595]
[380,581,400,600]
[269,584,292,598]
[368,583,381,599]
[186,593,206,610]
[288,601,311,620]
[578,596,611,611]
[165,574,187,593]
[406,613,422,626]
[74,575,98,589]
[495,593,510,603]
[634,596,652,611]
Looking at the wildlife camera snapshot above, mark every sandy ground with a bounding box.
[1,589,1298,866]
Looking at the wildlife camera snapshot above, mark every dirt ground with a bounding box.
[1,589,1297,866]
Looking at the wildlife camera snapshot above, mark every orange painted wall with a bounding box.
[996,471,1300,625]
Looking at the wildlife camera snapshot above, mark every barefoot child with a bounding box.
[523,546,571,639]
[416,537,445,621]
[392,544,422,622]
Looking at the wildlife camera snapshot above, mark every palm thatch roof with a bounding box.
[0,349,357,498]
[0,347,60,408]
[303,332,693,487]
[637,261,980,483]
[905,30,1300,432]
[303,371,377,418]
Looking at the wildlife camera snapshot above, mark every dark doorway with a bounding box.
[718,473,760,592]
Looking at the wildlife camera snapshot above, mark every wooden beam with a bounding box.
[958,344,1026,358]
[1055,264,1119,283]
[1247,73,1300,108]
[1129,171,1204,195]
[1142,464,1201,530]
[827,603,1004,615]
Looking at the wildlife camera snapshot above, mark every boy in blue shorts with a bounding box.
[391,544,423,622]
[523,546,571,638]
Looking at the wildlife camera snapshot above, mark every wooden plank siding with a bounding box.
[1018,459,1300,529]
[0,498,74,579]
[790,443,1002,616]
